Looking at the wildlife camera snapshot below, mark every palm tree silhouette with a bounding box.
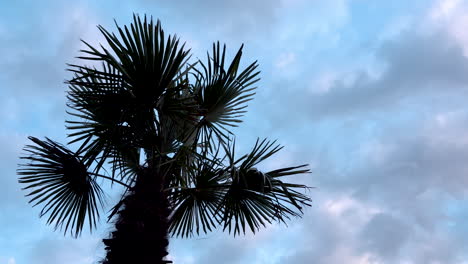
[17,15,311,264]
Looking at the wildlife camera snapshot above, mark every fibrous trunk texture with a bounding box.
[102,169,171,264]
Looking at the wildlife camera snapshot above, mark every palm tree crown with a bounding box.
[18,14,312,263]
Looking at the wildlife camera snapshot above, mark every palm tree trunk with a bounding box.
[102,168,172,264]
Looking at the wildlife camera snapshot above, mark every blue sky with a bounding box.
[2,0,468,263]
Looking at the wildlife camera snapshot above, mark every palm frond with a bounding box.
[67,62,141,178]
[17,137,105,237]
[168,157,228,238]
[216,139,311,236]
[155,71,200,149]
[76,14,191,105]
[193,42,260,144]
[66,14,193,178]
[18,14,313,246]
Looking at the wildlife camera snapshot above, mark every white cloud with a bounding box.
[25,236,103,264]
[309,72,337,94]
[357,140,396,166]
[428,0,468,54]
[275,52,296,69]
[429,0,462,20]
[281,25,468,121]
[275,0,350,51]
[324,196,380,219]
[0,1,101,100]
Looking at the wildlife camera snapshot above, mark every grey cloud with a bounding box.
[168,201,349,264]
[0,3,99,131]
[358,213,410,260]
[195,237,250,264]
[0,3,96,97]
[0,132,28,208]
[0,133,54,262]
[25,236,103,264]
[272,195,366,264]
[266,29,468,122]
[348,120,468,204]
[260,25,468,261]
[139,0,281,40]
[284,215,349,264]
[378,31,468,87]
[306,115,468,263]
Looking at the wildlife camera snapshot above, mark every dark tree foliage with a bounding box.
[17,15,312,264]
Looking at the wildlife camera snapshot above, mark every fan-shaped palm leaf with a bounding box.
[66,15,193,179]
[168,158,228,238]
[17,137,104,237]
[217,139,311,236]
[67,62,141,180]
[193,42,260,145]
[75,14,191,105]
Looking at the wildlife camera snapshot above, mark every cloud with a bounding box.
[358,213,411,260]
[24,236,103,264]
[136,0,281,40]
[267,194,378,264]
[0,2,98,97]
[275,52,296,69]
[269,118,468,263]
[297,29,468,120]
[0,4,107,264]
[296,107,468,263]
[428,0,468,52]
[0,257,16,264]
[249,3,468,262]
[129,0,352,62]
[252,0,468,128]
[0,132,28,208]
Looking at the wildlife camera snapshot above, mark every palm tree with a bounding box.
[17,15,312,264]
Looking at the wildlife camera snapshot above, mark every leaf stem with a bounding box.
[90,173,132,189]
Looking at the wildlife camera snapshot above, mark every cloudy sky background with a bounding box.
[2,0,468,263]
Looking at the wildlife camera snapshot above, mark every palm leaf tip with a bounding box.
[17,136,104,237]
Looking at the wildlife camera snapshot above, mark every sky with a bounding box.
[1,0,468,263]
